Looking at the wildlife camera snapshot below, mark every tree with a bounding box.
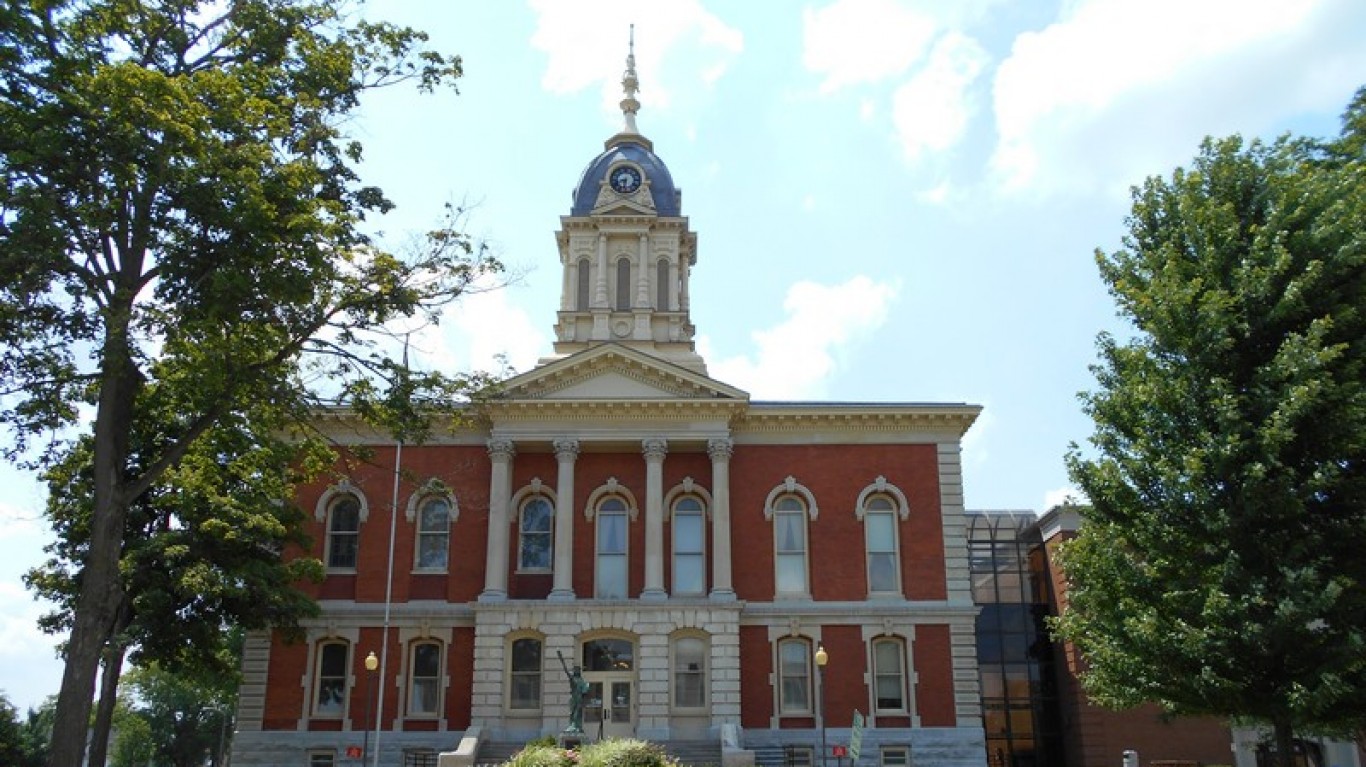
[0,3,498,765]
[0,694,51,767]
[1057,88,1366,767]
[120,654,238,767]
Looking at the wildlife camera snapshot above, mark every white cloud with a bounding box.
[702,276,899,399]
[891,32,989,161]
[529,0,743,117]
[803,0,938,93]
[419,279,546,378]
[989,0,1366,195]
[1043,486,1086,509]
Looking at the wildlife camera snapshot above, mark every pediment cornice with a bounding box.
[498,345,747,402]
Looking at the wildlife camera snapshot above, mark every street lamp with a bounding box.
[362,651,379,763]
[814,644,828,767]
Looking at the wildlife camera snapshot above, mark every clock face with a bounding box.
[610,166,642,194]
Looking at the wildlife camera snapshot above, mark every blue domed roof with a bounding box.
[571,137,680,217]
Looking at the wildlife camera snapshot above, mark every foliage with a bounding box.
[0,694,51,767]
[506,740,680,767]
[109,710,155,767]
[1057,86,1366,765]
[119,659,237,767]
[0,1,498,763]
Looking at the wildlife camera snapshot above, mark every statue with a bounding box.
[557,650,590,734]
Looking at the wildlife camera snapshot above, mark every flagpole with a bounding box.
[372,336,408,767]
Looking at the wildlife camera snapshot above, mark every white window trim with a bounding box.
[409,479,458,573]
[314,478,370,523]
[769,490,812,599]
[583,477,639,520]
[664,478,713,520]
[307,636,353,720]
[763,476,819,521]
[320,494,363,574]
[775,636,815,717]
[404,638,445,720]
[854,476,910,521]
[669,631,710,714]
[862,623,919,727]
[594,496,632,600]
[870,636,910,716]
[512,479,557,573]
[505,632,545,716]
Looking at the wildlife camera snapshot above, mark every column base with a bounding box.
[640,588,668,601]
[477,590,507,603]
[709,589,737,602]
[548,589,576,602]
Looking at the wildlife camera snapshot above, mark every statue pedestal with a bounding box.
[558,733,584,750]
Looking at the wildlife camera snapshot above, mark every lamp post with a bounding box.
[815,644,828,767]
[362,651,379,763]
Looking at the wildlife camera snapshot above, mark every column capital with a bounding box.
[487,438,516,462]
[553,438,581,462]
[707,438,734,462]
[642,437,669,463]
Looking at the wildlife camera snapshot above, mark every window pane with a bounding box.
[315,643,347,715]
[418,533,448,569]
[869,552,898,593]
[866,512,895,552]
[584,639,634,671]
[776,512,805,551]
[598,512,626,553]
[577,259,591,310]
[597,554,627,599]
[674,512,703,552]
[512,639,540,671]
[674,637,705,708]
[520,498,552,570]
[414,644,440,676]
[331,498,359,531]
[510,638,541,710]
[778,641,810,712]
[328,534,357,569]
[616,259,631,310]
[657,260,669,310]
[777,553,806,594]
[674,555,704,595]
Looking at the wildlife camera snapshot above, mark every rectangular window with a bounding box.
[326,498,360,570]
[873,640,906,712]
[866,511,899,593]
[510,638,542,710]
[309,751,336,767]
[519,498,553,571]
[880,747,909,767]
[415,498,450,571]
[672,502,705,595]
[656,260,670,310]
[775,509,807,595]
[616,259,631,310]
[673,636,706,708]
[314,642,348,717]
[778,640,811,714]
[596,507,628,599]
[408,642,441,716]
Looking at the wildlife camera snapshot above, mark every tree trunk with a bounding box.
[47,314,138,767]
[1273,719,1296,767]
[87,639,128,767]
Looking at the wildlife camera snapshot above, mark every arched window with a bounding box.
[313,640,349,717]
[408,641,443,717]
[672,634,707,709]
[615,257,632,310]
[414,496,451,571]
[656,259,670,310]
[508,636,542,710]
[864,496,900,594]
[671,496,706,596]
[773,496,809,596]
[777,638,813,715]
[596,497,629,599]
[576,258,592,310]
[518,496,553,571]
[871,637,908,713]
[325,496,360,570]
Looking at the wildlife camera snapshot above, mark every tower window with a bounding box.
[576,258,591,310]
[616,258,632,310]
[656,259,669,310]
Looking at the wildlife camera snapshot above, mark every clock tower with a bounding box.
[547,32,707,374]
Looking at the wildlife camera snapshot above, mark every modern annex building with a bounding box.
[230,49,988,767]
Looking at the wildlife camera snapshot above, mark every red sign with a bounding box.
[832,746,848,757]
[346,746,363,758]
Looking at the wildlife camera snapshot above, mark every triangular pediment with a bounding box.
[497,344,747,401]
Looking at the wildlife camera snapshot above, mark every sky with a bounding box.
[2,0,1364,714]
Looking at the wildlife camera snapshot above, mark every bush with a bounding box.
[505,739,679,767]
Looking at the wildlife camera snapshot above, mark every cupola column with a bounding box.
[641,438,668,600]
[594,233,609,309]
[549,438,579,601]
[708,438,736,600]
[635,233,650,308]
[480,439,516,602]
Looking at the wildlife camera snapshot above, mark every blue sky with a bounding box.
[2,0,1364,712]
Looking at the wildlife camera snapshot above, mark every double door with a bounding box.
[583,673,634,740]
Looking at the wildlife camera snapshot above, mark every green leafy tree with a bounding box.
[0,2,497,765]
[1057,88,1366,767]
[0,694,50,767]
[120,655,237,767]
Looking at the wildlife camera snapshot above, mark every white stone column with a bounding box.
[480,439,515,602]
[708,438,736,600]
[594,233,608,308]
[641,438,668,600]
[635,233,650,308]
[549,438,579,601]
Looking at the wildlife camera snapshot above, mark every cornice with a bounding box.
[734,403,981,437]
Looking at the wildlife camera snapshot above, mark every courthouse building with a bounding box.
[229,48,988,767]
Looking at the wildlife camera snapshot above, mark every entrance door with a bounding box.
[583,674,634,740]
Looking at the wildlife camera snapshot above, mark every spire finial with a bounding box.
[620,24,640,134]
